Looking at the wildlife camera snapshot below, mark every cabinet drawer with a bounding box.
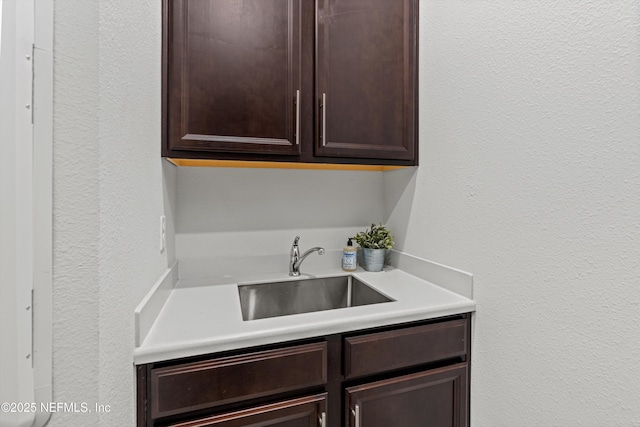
[151,342,327,419]
[167,393,328,427]
[344,318,468,380]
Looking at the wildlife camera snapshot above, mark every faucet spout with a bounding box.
[289,236,325,276]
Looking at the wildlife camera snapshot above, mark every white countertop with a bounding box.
[134,264,476,365]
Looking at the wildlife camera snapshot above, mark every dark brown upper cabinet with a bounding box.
[315,0,417,162]
[164,0,304,156]
[163,0,418,166]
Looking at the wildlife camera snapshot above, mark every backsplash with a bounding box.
[173,166,387,258]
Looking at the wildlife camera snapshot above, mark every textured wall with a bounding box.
[52,0,169,425]
[96,0,168,425]
[385,1,640,425]
[52,0,100,424]
[52,0,640,425]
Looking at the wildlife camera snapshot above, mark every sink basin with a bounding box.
[238,275,394,321]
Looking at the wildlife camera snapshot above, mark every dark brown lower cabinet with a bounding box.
[137,314,471,427]
[345,364,468,427]
[167,394,328,427]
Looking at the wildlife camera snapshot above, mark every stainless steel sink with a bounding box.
[238,275,393,321]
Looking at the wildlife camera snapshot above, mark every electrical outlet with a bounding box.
[160,215,166,253]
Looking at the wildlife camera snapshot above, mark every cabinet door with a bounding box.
[345,364,468,427]
[166,0,303,156]
[168,394,327,427]
[316,0,417,162]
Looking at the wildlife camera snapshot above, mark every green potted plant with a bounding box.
[353,224,394,271]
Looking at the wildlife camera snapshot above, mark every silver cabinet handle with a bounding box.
[295,89,300,145]
[321,92,327,146]
[319,411,326,427]
[351,404,360,427]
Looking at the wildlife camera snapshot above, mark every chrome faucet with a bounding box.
[289,236,325,276]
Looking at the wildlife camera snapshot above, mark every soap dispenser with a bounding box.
[342,238,357,272]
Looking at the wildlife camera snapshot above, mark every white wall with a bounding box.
[52,0,100,424]
[175,166,385,260]
[51,0,639,425]
[52,0,170,425]
[385,1,640,425]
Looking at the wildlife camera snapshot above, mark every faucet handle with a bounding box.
[291,236,301,258]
